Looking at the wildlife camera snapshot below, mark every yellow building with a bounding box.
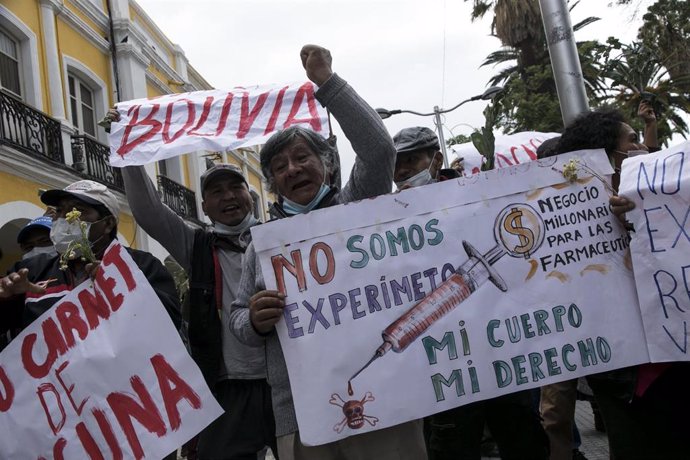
[0,0,272,272]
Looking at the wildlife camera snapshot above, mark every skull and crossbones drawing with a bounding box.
[329,391,379,433]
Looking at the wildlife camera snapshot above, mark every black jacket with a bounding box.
[0,247,181,336]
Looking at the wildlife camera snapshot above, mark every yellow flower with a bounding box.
[562,159,579,182]
[65,208,82,223]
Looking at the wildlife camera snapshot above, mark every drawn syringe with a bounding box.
[348,203,545,385]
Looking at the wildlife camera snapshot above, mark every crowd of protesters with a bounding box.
[1,44,688,460]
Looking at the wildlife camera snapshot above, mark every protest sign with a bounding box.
[108,81,329,167]
[619,141,690,362]
[252,149,649,445]
[451,131,559,174]
[0,242,222,458]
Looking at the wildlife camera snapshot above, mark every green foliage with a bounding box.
[446,133,473,147]
[472,103,499,171]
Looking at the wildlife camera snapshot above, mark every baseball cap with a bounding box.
[200,163,247,194]
[17,216,52,244]
[41,180,120,220]
[393,127,440,154]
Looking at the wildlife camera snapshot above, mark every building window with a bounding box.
[0,28,21,98]
[68,74,96,137]
[250,190,262,219]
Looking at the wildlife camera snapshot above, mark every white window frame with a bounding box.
[62,56,109,144]
[0,28,22,98]
[68,73,97,137]
[0,6,42,109]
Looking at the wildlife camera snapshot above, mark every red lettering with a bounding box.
[283,82,322,132]
[56,361,89,416]
[76,422,105,460]
[214,92,235,136]
[92,408,123,459]
[264,86,289,134]
[78,289,111,330]
[309,242,335,285]
[21,318,67,378]
[495,153,513,168]
[116,105,163,158]
[151,354,201,430]
[187,96,215,137]
[0,365,14,412]
[94,275,123,313]
[102,244,136,291]
[236,91,269,139]
[271,250,307,293]
[52,437,67,460]
[107,375,166,459]
[521,143,537,160]
[37,383,66,435]
[162,99,195,144]
[55,302,89,348]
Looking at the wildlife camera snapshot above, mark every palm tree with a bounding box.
[466,0,544,67]
[598,39,690,143]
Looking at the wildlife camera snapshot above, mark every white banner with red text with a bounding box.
[108,82,329,166]
[451,131,560,175]
[252,149,650,445]
[619,141,690,363]
[0,242,222,458]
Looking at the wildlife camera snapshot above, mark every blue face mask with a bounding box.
[282,184,332,215]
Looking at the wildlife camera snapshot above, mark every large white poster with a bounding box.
[252,150,649,446]
[0,242,222,458]
[108,82,329,166]
[619,141,690,362]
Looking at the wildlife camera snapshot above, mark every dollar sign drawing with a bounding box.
[503,208,535,256]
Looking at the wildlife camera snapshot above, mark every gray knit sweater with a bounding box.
[229,73,396,436]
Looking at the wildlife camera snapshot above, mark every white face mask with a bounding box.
[22,245,57,260]
[395,166,435,191]
[214,212,258,236]
[50,218,92,255]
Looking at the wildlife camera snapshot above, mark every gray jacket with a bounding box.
[121,166,265,381]
[229,73,396,436]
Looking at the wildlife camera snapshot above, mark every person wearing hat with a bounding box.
[17,216,55,259]
[229,44,427,459]
[391,128,548,460]
[0,179,180,341]
[119,158,275,457]
[392,126,462,191]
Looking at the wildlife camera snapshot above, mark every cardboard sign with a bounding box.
[619,141,690,362]
[109,82,329,166]
[252,150,649,445]
[0,242,222,458]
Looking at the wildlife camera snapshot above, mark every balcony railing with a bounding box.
[157,175,199,222]
[71,135,124,191]
[0,90,63,163]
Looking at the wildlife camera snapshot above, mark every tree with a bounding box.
[637,0,690,93]
[597,38,690,143]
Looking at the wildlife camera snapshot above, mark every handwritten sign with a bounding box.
[619,141,690,362]
[252,150,649,445]
[451,131,559,174]
[0,242,222,458]
[109,82,329,166]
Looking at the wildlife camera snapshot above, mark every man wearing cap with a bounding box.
[120,159,276,458]
[392,128,548,460]
[229,44,427,459]
[17,216,55,259]
[0,179,180,338]
[393,126,459,190]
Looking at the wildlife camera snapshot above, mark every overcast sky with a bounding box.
[136,0,656,178]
